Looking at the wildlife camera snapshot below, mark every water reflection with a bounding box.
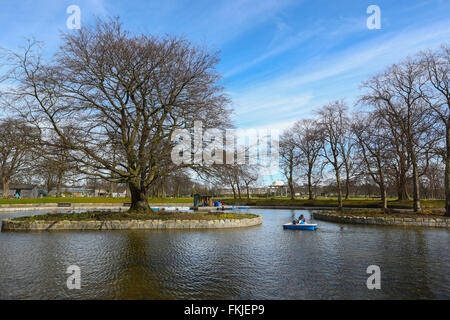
[0,209,449,299]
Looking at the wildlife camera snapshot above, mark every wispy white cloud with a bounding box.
[88,0,109,15]
[224,28,318,78]
[231,18,450,128]
[282,20,450,89]
[194,0,298,45]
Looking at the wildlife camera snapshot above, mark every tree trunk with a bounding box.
[345,171,350,200]
[288,182,294,200]
[410,148,421,212]
[56,169,64,198]
[109,181,115,197]
[231,183,236,199]
[2,177,10,199]
[381,188,387,211]
[397,169,409,200]
[307,166,313,200]
[246,183,250,199]
[288,176,294,200]
[128,182,151,212]
[446,123,450,217]
[377,158,388,212]
[288,162,295,200]
[335,167,343,210]
[46,176,53,194]
[379,179,387,212]
[56,181,62,198]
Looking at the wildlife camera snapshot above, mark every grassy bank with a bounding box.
[222,197,445,209]
[0,196,446,209]
[13,211,257,222]
[324,208,449,219]
[0,197,193,205]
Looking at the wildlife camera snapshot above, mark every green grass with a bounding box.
[0,196,445,209]
[147,198,193,203]
[328,208,448,219]
[12,210,257,222]
[0,197,193,204]
[221,197,445,209]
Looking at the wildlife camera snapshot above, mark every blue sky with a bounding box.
[1,0,449,131]
[1,0,449,185]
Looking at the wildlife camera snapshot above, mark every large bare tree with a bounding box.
[279,127,300,200]
[352,112,389,210]
[0,118,37,198]
[6,19,230,211]
[239,164,259,200]
[421,44,450,216]
[361,58,434,212]
[317,101,349,210]
[292,119,322,200]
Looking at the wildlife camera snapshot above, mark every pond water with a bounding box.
[0,209,449,299]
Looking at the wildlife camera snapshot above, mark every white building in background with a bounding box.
[48,186,128,197]
[217,180,290,197]
[269,180,288,197]
[271,180,286,187]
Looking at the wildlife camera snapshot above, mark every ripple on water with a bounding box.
[0,209,449,299]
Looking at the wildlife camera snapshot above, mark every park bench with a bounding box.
[57,202,72,207]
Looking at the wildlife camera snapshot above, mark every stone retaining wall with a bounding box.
[313,212,450,228]
[1,215,262,231]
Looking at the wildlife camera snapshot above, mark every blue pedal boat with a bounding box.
[283,223,318,230]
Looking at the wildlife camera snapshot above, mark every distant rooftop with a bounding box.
[271,181,287,187]
[0,184,38,190]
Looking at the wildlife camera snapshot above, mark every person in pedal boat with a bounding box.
[293,214,306,225]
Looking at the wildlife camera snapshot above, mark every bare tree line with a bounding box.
[279,44,449,215]
[0,17,447,216]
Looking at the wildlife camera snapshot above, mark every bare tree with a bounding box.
[33,159,58,194]
[291,119,322,200]
[421,161,444,199]
[339,121,355,200]
[421,44,450,216]
[34,132,76,197]
[361,58,434,212]
[6,19,230,211]
[279,127,299,199]
[164,170,194,198]
[352,112,389,210]
[239,164,259,199]
[317,101,349,210]
[208,164,240,199]
[385,118,411,201]
[0,118,37,198]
